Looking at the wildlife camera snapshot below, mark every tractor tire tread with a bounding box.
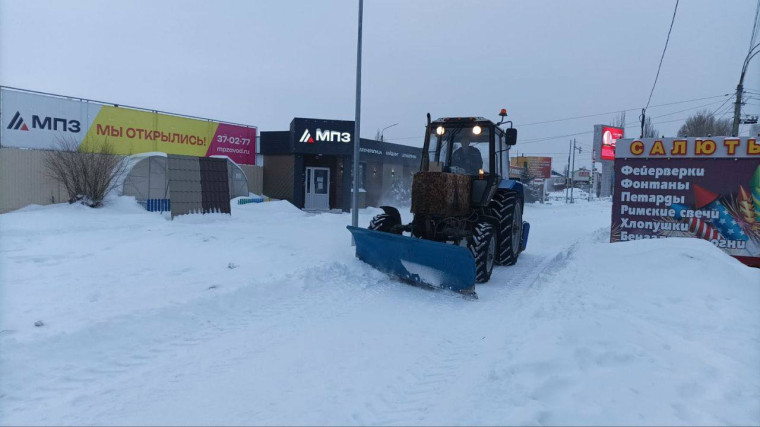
[490,191,521,266]
[369,213,400,233]
[468,222,495,283]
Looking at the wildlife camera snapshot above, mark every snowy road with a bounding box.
[1,198,758,425]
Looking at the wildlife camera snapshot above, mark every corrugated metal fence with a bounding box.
[0,148,66,213]
[239,163,263,195]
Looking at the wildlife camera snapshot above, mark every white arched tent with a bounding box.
[120,152,169,202]
[120,153,249,206]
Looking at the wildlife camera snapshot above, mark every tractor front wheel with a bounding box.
[369,213,401,234]
[467,221,496,283]
[491,191,523,266]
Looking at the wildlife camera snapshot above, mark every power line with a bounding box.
[520,130,596,144]
[711,95,734,115]
[518,114,712,146]
[390,113,725,146]
[385,93,731,142]
[648,98,729,119]
[750,0,760,53]
[720,103,736,116]
[634,115,700,128]
[645,0,680,110]
[714,90,760,118]
[714,101,736,118]
[519,102,730,145]
[517,93,728,127]
[630,115,720,136]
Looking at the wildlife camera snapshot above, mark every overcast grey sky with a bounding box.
[1,0,758,170]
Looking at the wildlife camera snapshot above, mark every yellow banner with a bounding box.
[80,106,218,157]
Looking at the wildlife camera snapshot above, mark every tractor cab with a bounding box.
[421,116,517,180]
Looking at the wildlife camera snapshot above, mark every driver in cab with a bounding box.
[451,134,483,175]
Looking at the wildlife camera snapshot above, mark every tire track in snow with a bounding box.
[358,330,479,426]
[356,228,610,425]
[487,225,611,297]
[447,226,614,423]
[356,253,557,425]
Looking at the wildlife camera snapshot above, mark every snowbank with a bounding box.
[495,237,760,425]
[547,187,592,202]
[1,197,758,425]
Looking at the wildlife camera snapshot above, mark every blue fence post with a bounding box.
[144,198,170,212]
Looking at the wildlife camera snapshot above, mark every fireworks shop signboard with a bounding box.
[611,137,760,266]
[0,88,257,164]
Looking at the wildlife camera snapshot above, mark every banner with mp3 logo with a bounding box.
[0,88,257,165]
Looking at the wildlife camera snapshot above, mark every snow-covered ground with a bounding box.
[1,197,758,425]
[546,187,593,202]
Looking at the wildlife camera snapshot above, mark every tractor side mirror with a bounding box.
[505,128,517,146]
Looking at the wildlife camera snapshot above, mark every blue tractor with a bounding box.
[347,110,529,298]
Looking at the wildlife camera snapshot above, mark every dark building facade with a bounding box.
[260,118,421,211]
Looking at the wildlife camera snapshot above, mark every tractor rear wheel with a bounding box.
[369,213,401,234]
[467,222,496,283]
[491,191,523,266]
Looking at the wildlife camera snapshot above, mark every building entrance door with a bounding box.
[305,167,330,210]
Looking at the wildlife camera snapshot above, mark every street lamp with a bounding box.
[351,0,363,239]
[732,41,760,136]
[380,123,398,141]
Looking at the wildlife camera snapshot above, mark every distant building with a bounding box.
[260,118,420,211]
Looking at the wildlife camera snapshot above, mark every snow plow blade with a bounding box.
[347,226,476,294]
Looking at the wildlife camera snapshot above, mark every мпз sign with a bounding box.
[0,88,257,165]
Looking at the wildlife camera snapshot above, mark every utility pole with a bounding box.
[565,140,572,203]
[351,0,363,244]
[569,139,582,204]
[732,83,744,137]
[589,149,595,202]
[732,15,760,135]
[570,139,576,203]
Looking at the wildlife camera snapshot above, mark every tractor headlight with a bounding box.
[472,125,482,135]
[436,126,445,135]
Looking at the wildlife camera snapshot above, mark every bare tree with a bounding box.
[609,111,626,130]
[44,137,127,207]
[643,116,660,138]
[677,110,732,137]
